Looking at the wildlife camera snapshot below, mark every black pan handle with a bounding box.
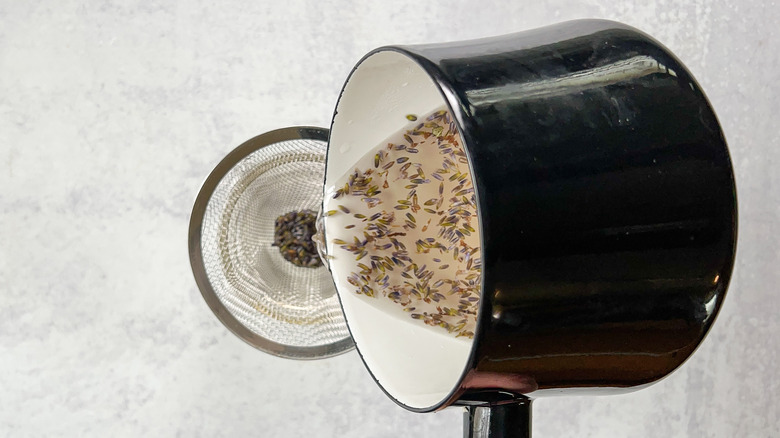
[464,400,532,438]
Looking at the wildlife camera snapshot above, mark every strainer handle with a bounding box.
[464,401,532,438]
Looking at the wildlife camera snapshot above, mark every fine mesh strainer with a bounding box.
[188,126,353,359]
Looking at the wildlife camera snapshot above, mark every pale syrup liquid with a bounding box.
[322,107,481,339]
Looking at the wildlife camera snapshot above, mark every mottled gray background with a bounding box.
[1,0,777,436]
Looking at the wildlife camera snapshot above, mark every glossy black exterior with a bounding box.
[375,20,738,408]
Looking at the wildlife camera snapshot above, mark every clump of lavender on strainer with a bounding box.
[273,210,323,268]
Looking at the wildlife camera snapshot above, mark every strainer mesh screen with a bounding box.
[200,138,349,348]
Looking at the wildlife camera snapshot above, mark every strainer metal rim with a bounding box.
[188,126,355,360]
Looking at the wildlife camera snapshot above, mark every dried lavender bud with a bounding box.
[272,209,323,268]
[323,108,481,339]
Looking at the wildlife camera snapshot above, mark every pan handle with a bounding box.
[464,400,532,438]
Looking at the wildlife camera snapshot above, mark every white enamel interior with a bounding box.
[327,51,474,410]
